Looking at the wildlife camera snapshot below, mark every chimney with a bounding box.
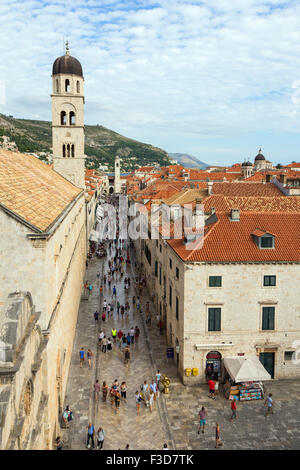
[230,208,240,221]
[207,181,213,195]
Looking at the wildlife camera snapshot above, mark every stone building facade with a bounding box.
[0,150,87,448]
[133,190,300,385]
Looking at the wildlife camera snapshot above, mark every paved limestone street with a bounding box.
[63,237,300,450]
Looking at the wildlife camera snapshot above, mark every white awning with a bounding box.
[224,356,271,383]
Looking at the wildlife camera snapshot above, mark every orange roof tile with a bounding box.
[212,182,282,197]
[0,149,82,232]
[167,212,300,262]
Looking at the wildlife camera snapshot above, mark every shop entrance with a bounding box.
[206,351,222,380]
[259,352,275,378]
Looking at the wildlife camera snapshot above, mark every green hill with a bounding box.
[0,113,170,171]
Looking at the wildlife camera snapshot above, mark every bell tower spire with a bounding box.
[51,47,85,188]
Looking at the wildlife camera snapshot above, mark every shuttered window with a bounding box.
[208,308,221,331]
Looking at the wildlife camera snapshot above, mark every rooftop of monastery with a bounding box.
[0,149,82,232]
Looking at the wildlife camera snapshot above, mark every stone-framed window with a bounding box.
[209,276,222,287]
[284,351,294,361]
[208,307,221,331]
[262,306,275,330]
[263,275,276,287]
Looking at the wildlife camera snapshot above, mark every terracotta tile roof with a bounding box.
[167,212,300,262]
[201,195,300,214]
[0,149,82,232]
[244,173,265,182]
[163,188,207,206]
[212,182,282,197]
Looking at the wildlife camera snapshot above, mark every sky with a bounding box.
[1,0,300,165]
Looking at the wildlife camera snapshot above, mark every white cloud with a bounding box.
[0,0,300,164]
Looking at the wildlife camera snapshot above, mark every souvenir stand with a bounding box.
[223,356,271,402]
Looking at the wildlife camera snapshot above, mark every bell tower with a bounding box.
[114,156,121,193]
[51,42,85,188]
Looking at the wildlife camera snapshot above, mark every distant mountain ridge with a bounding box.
[168,152,208,169]
[0,113,170,171]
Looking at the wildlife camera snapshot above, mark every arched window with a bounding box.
[67,144,70,158]
[60,111,67,125]
[62,144,66,158]
[69,111,76,125]
[65,79,70,92]
[56,79,59,93]
[76,80,80,93]
[71,144,75,158]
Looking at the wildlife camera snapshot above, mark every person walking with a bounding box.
[115,390,121,412]
[102,381,109,402]
[55,436,63,450]
[94,380,101,402]
[156,370,161,386]
[107,338,112,352]
[135,391,142,415]
[198,407,207,434]
[122,334,127,348]
[130,327,135,345]
[112,328,117,344]
[86,423,95,449]
[230,398,237,421]
[98,330,104,346]
[79,347,85,368]
[208,378,215,399]
[134,326,140,343]
[215,423,222,448]
[97,427,105,450]
[265,393,274,417]
[121,382,127,402]
[150,379,158,400]
[87,349,93,368]
[113,285,117,297]
[148,390,154,412]
[102,336,108,353]
[102,311,106,322]
[94,310,99,324]
[124,346,131,366]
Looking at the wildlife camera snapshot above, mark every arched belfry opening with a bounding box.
[65,79,70,93]
[60,111,67,125]
[70,111,76,125]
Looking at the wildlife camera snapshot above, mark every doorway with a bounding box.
[206,351,222,380]
[259,352,275,378]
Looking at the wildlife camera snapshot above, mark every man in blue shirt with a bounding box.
[79,348,85,368]
[87,423,95,449]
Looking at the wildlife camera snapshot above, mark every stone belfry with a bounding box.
[114,155,121,193]
[51,41,85,188]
